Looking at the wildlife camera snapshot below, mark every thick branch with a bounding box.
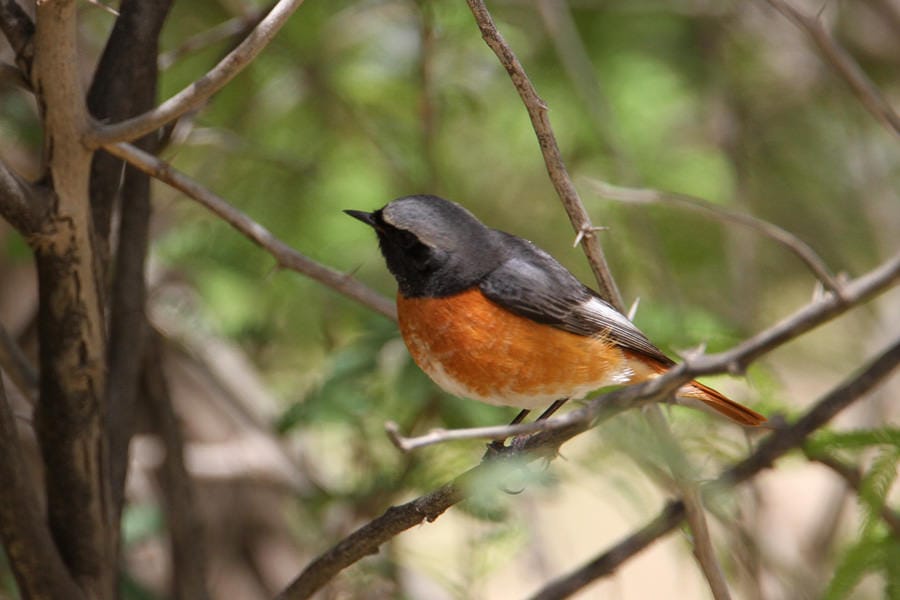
[0,377,86,600]
[101,141,397,320]
[86,0,175,538]
[464,0,623,311]
[86,0,307,147]
[765,0,900,137]
[31,1,112,597]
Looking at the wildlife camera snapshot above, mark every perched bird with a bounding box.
[346,194,765,427]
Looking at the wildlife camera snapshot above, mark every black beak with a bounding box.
[344,209,377,228]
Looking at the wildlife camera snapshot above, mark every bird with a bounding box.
[346,194,766,428]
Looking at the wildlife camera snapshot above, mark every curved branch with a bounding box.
[464,0,624,311]
[86,0,307,147]
[589,179,843,295]
[101,141,397,320]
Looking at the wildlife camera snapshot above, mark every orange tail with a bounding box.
[678,379,767,427]
[636,356,767,427]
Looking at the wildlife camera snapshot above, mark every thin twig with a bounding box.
[86,0,307,147]
[102,141,396,320]
[645,406,732,600]
[526,335,900,599]
[464,0,624,311]
[158,6,270,70]
[765,0,900,137]
[589,179,844,296]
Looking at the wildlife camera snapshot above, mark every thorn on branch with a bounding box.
[572,223,608,247]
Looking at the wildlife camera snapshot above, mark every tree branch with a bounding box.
[101,141,397,320]
[31,1,113,597]
[0,157,47,236]
[85,0,175,540]
[0,374,86,600]
[0,0,34,74]
[765,0,900,137]
[157,5,269,71]
[464,0,624,311]
[589,179,843,296]
[644,406,732,600]
[85,0,308,147]
[526,335,900,599]
[142,333,210,600]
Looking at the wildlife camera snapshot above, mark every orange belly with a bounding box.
[397,289,642,409]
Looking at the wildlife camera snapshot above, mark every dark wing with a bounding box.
[479,232,672,364]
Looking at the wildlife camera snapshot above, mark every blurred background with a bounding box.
[1,0,899,598]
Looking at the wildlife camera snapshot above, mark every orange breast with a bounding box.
[397,289,637,409]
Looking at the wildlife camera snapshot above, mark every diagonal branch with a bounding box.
[101,141,397,320]
[589,179,843,295]
[464,0,624,311]
[526,334,900,600]
[0,375,86,600]
[765,0,900,137]
[86,0,307,147]
[0,157,48,236]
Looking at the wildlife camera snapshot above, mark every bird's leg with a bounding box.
[486,399,569,457]
[508,408,531,426]
[536,398,568,421]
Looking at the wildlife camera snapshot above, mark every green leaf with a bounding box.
[858,446,900,535]
[822,535,885,600]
